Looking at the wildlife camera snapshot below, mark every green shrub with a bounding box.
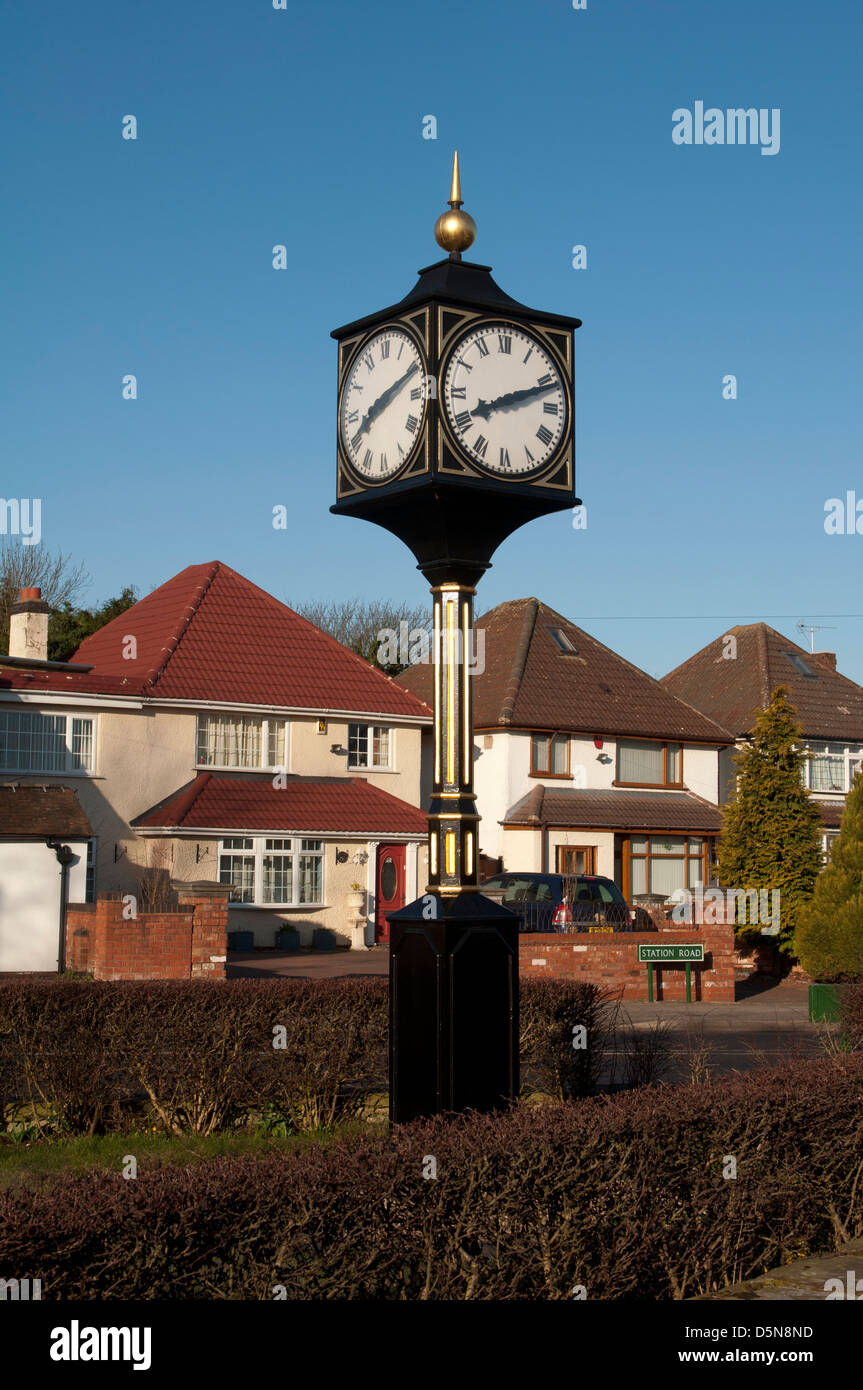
[795,772,863,980]
[2,1056,862,1299]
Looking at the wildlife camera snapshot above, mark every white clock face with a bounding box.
[442,323,568,474]
[340,327,426,480]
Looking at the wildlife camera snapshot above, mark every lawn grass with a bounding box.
[0,1124,366,1192]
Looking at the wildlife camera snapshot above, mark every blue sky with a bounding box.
[3,0,862,682]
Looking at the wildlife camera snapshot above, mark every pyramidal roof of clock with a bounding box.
[332,153,580,340]
[0,561,432,719]
[332,256,582,342]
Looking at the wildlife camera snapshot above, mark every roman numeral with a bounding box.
[347,410,358,424]
[380,453,387,471]
[380,339,390,359]
[536,425,553,447]
[406,414,418,433]
[457,358,472,373]
[351,432,364,452]
[474,435,488,458]
[475,338,489,358]
[451,386,466,399]
[525,446,535,464]
[410,388,421,400]
[523,346,534,364]
[454,410,472,432]
[537,373,553,386]
[397,341,404,360]
[543,401,559,415]
[499,448,511,470]
[362,353,374,373]
[497,335,511,354]
[397,441,405,456]
[363,449,373,470]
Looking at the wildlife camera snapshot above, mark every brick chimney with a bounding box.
[812,651,837,672]
[9,587,49,661]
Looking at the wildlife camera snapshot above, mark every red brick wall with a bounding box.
[519,924,735,1001]
[64,889,229,980]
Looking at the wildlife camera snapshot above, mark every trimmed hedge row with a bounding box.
[2,1055,862,1299]
[0,977,615,1135]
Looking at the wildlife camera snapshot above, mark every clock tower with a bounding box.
[331,154,582,1123]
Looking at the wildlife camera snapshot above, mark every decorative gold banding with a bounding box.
[445,832,455,876]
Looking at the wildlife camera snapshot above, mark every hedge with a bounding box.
[1,1055,861,1299]
[0,977,615,1135]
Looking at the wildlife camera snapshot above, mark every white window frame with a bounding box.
[804,741,863,795]
[347,722,393,770]
[0,709,97,775]
[218,835,324,907]
[195,714,290,772]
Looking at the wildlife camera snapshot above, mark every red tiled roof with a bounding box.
[396,597,732,743]
[663,624,863,741]
[132,772,427,836]
[0,783,92,838]
[503,786,723,833]
[0,563,431,719]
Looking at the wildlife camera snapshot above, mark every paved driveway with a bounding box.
[227,947,389,979]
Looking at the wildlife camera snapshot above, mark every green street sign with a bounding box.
[637,943,704,963]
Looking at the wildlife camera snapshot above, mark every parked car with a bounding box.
[479,872,657,933]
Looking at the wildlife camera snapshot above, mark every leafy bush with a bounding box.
[839,984,863,1052]
[518,979,619,1099]
[795,772,863,981]
[0,978,613,1136]
[2,1056,862,1299]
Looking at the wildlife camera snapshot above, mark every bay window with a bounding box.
[219,836,323,906]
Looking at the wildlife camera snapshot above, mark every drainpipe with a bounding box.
[46,840,76,973]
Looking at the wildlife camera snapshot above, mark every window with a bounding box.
[196,715,287,770]
[628,836,708,899]
[531,733,569,776]
[805,742,863,794]
[823,831,840,863]
[219,836,323,906]
[548,628,578,654]
[617,740,683,787]
[348,724,391,769]
[557,845,596,875]
[0,710,96,773]
[85,840,96,903]
[219,837,255,903]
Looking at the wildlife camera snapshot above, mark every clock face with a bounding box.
[339,327,426,480]
[442,322,568,475]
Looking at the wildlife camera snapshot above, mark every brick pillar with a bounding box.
[174,881,230,979]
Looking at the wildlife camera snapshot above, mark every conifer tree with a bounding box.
[714,686,823,952]
[794,771,863,980]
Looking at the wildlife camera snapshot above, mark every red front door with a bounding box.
[375,844,406,942]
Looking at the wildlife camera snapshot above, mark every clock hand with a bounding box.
[356,363,420,436]
[471,381,559,420]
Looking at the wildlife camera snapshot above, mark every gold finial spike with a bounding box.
[434,149,476,259]
[449,150,463,208]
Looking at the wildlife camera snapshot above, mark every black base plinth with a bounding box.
[388,892,519,1125]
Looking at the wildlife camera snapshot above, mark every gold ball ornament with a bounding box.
[434,207,477,255]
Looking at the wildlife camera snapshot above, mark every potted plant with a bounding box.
[275,925,301,952]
